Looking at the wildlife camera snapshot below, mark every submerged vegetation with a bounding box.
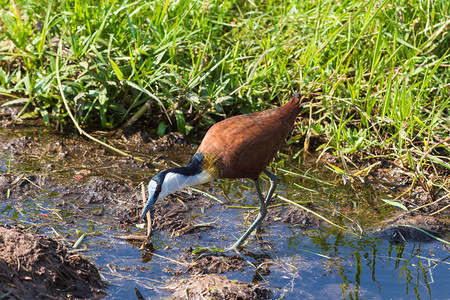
[1,0,449,210]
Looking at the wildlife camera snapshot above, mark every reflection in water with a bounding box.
[297,231,447,299]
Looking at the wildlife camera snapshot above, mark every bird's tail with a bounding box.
[292,93,302,100]
[288,93,307,110]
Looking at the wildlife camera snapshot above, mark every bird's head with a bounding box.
[140,171,169,220]
[140,153,213,220]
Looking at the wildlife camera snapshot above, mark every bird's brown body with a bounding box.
[142,94,303,251]
[198,96,302,180]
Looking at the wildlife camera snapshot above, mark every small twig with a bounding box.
[100,271,165,285]
[188,187,224,204]
[352,161,382,177]
[115,235,148,241]
[303,98,313,152]
[193,218,219,228]
[143,182,152,239]
[417,136,450,174]
[122,100,153,128]
[152,252,188,266]
[278,195,350,233]
[418,18,450,53]
[429,203,450,216]
[167,99,185,131]
[138,182,152,249]
[23,176,49,192]
[411,193,449,212]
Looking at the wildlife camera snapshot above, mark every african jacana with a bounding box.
[142,94,304,251]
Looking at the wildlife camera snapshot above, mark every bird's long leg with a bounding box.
[228,169,278,251]
[262,169,278,207]
[253,179,266,232]
[254,169,278,232]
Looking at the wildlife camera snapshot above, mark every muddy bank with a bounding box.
[0,225,105,299]
[149,192,215,235]
[268,203,321,227]
[373,212,450,243]
[185,253,245,275]
[165,274,271,300]
[323,153,449,215]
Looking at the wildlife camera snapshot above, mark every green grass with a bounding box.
[1,0,449,191]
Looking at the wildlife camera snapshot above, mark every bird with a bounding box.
[141,93,304,251]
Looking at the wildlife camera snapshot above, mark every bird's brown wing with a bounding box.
[198,105,297,180]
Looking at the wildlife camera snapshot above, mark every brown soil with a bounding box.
[186,254,245,274]
[0,225,105,299]
[373,212,450,243]
[150,192,215,235]
[343,156,448,215]
[165,274,271,300]
[267,203,320,227]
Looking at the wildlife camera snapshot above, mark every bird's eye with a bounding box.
[155,184,161,196]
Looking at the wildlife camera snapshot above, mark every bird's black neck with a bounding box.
[153,153,205,185]
[173,152,204,176]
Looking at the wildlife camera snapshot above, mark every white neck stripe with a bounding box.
[158,170,214,200]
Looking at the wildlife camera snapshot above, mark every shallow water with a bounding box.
[0,130,449,299]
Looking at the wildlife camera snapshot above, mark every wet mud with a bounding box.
[267,203,321,227]
[150,192,215,235]
[165,274,271,300]
[0,225,105,299]
[185,254,245,275]
[373,212,450,243]
[0,108,449,299]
